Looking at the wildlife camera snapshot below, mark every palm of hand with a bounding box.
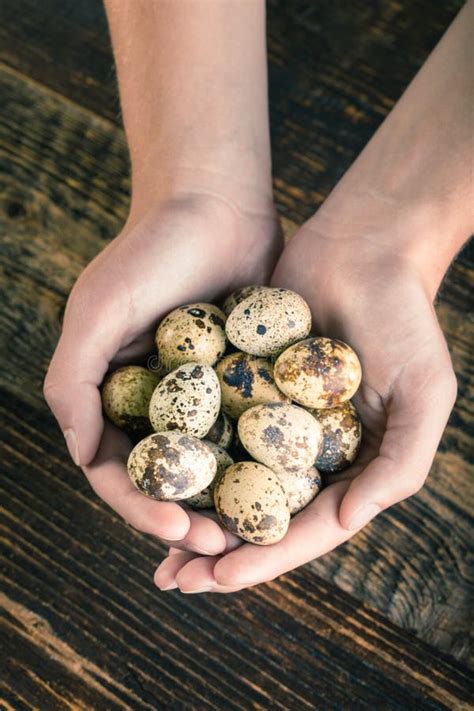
[45,194,281,552]
[155,227,456,593]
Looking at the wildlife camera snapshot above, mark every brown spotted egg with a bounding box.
[215,351,289,419]
[155,302,227,371]
[127,431,216,501]
[225,288,311,357]
[222,285,271,316]
[278,466,322,515]
[102,366,159,437]
[238,402,323,474]
[204,411,234,450]
[149,363,220,438]
[185,441,234,508]
[274,337,362,409]
[214,461,290,545]
[311,400,362,473]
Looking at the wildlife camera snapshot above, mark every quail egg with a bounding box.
[149,362,220,437]
[155,302,227,371]
[222,285,271,316]
[225,288,312,357]
[311,400,362,473]
[101,365,159,436]
[185,441,234,508]
[274,337,362,408]
[205,411,234,450]
[128,431,216,501]
[278,466,322,515]
[215,351,289,419]
[238,402,323,473]
[214,461,290,545]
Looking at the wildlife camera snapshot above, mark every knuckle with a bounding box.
[399,475,425,501]
[441,368,458,408]
[65,277,93,320]
[43,375,62,410]
[426,363,458,409]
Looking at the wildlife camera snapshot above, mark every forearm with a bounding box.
[104,0,272,211]
[318,0,473,293]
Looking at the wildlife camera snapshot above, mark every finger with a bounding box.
[161,509,243,556]
[154,551,198,591]
[174,555,245,594]
[211,480,353,588]
[109,329,157,369]
[83,421,191,540]
[161,510,228,556]
[339,365,457,530]
[190,509,243,551]
[44,283,128,466]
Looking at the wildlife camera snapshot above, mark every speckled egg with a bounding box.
[205,411,234,450]
[127,431,216,501]
[214,461,290,545]
[274,337,362,408]
[185,441,234,508]
[311,400,362,473]
[278,466,322,515]
[215,351,289,419]
[238,402,323,474]
[222,285,271,316]
[149,362,220,437]
[155,302,227,371]
[102,366,160,436]
[225,288,312,357]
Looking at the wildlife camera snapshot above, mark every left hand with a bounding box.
[154,209,457,593]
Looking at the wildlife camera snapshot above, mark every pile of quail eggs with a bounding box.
[102,286,362,546]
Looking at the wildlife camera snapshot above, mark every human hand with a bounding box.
[44,186,281,554]
[44,0,283,555]
[154,1,472,592]
[154,203,458,592]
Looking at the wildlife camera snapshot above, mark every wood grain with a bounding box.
[0,0,463,218]
[0,0,472,705]
[1,59,472,669]
[1,391,473,709]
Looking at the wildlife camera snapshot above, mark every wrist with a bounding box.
[106,0,272,214]
[315,186,470,300]
[311,0,473,300]
[128,156,275,228]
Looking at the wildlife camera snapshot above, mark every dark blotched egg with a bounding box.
[128,431,216,501]
[275,337,362,408]
[155,302,227,371]
[214,461,290,545]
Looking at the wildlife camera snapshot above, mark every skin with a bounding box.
[45,1,473,591]
[44,0,281,555]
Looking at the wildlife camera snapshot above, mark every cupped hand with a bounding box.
[155,211,457,592]
[44,188,281,552]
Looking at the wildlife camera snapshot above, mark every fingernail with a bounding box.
[64,428,80,466]
[159,582,178,591]
[347,503,381,530]
[180,586,213,594]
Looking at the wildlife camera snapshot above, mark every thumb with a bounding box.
[339,365,457,531]
[44,287,125,466]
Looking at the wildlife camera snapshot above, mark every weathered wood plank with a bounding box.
[1,391,473,709]
[0,0,464,220]
[0,56,472,674]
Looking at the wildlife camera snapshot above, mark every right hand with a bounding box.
[44,188,282,555]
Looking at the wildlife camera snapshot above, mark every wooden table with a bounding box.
[0,1,472,707]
